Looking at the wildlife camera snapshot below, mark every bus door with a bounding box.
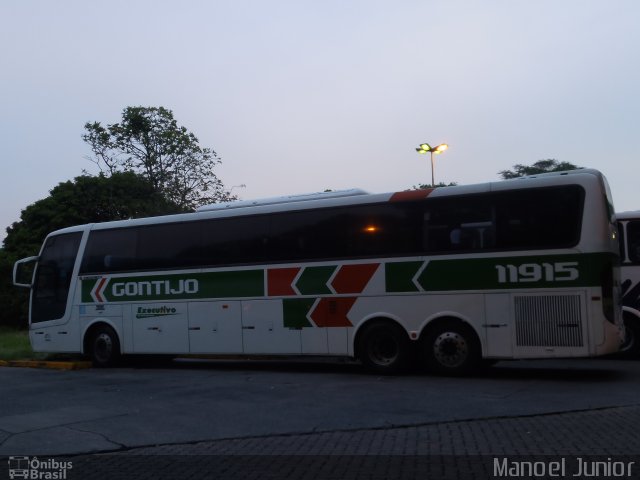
[26,232,83,352]
[188,301,243,353]
[29,232,83,326]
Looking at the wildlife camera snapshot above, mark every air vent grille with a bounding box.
[514,295,583,347]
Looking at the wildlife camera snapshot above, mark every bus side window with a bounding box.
[423,198,494,253]
[136,222,202,270]
[626,221,640,264]
[80,229,137,274]
[202,216,269,266]
[618,222,627,261]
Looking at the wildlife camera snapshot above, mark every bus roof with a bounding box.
[616,211,640,220]
[46,168,607,236]
[196,188,370,212]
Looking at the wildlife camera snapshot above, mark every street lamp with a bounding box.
[415,143,449,186]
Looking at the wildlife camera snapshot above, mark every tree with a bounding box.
[1,172,182,328]
[3,172,182,259]
[498,159,582,179]
[413,182,458,190]
[83,106,234,210]
[0,249,29,328]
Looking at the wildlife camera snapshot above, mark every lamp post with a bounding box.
[415,143,449,186]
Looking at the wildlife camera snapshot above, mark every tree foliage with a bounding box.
[83,106,233,210]
[3,172,182,259]
[498,159,582,179]
[0,249,29,328]
[413,182,458,190]
[1,172,182,328]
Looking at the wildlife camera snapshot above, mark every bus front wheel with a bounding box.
[357,321,410,374]
[422,321,480,376]
[88,325,121,368]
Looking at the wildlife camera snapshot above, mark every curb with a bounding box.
[0,359,92,370]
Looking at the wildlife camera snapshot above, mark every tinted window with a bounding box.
[268,204,421,261]
[269,209,348,261]
[626,221,640,264]
[494,186,583,249]
[423,197,494,252]
[32,233,82,323]
[78,184,585,273]
[202,216,268,265]
[618,222,626,260]
[81,228,137,273]
[136,222,202,270]
[346,204,422,257]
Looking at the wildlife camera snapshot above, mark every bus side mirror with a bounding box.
[13,256,39,288]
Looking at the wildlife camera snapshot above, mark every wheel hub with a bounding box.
[95,333,113,362]
[369,336,399,366]
[433,331,468,368]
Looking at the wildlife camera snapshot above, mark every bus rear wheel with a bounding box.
[358,321,410,374]
[422,321,480,376]
[89,325,121,368]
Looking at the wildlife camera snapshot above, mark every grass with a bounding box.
[0,327,47,360]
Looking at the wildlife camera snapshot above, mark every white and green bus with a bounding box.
[616,210,640,357]
[13,169,623,374]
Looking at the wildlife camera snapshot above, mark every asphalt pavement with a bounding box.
[2,357,640,479]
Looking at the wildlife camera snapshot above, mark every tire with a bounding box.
[357,321,410,374]
[619,315,640,359]
[422,321,480,376]
[89,325,121,368]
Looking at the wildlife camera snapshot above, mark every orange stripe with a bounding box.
[310,298,356,327]
[331,263,379,294]
[389,189,433,202]
[267,268,300,296]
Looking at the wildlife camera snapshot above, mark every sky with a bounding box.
[1,1,639,244]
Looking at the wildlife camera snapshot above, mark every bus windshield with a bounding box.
[31,232,82,323]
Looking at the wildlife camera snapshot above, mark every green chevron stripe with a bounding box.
[282,298,315,328]
[295,266,336,295]
[385,261,423,292]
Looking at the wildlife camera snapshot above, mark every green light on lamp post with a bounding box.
[416,142,449,186]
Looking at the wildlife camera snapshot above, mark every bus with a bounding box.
[12,169,623,375]
[616,210,640,357]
